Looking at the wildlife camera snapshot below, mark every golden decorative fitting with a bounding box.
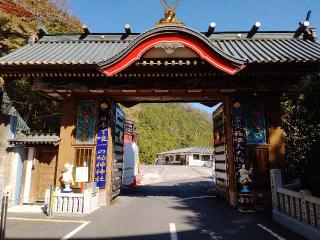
[156,9,184,26]
[156,0,184,26]
[0,77,4,88]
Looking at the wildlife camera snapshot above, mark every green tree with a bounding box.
[281,74,320,196]
[1,0,82,132]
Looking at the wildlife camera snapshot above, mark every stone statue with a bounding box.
[62,163,74,193]
[239,164,252,193]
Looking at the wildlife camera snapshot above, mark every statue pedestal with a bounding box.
[62,184,72,193]
[238,185,254,211]
[238,192,254,212]
[45,183,99,214]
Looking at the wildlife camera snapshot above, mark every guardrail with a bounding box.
[271,169,320,240]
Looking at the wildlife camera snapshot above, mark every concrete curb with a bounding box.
[273,210,320,240]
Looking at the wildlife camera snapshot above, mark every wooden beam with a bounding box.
[70,86,89,93]
[89,89,104,93]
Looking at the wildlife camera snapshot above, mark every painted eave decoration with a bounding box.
[98,26,247,76]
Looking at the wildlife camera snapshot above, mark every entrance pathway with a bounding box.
[139,165,212,185]
[5,166,306,240]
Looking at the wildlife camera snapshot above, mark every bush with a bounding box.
[281,74,320,196]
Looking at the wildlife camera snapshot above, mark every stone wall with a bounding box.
[0,114,22,205]
[0,114,11,194]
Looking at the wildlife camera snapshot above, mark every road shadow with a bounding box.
[6,178,306,240]
[120,178,305,240]
[121,177,214,198]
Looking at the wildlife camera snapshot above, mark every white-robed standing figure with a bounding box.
[62,163,74,193]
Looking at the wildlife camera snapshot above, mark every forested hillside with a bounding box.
[0,0,82,132]
[125,103,213,164]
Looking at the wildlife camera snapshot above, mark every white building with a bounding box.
[122,142,140,186]
[156,147,214,167]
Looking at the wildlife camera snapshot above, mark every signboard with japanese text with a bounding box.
[76,167,89,183]
[231,99,246,188]
[124,120,134,135]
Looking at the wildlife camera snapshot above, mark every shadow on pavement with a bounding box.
[121,178,305,240]
[6,178,306,240]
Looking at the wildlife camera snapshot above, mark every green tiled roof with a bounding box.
[0,26,319,71]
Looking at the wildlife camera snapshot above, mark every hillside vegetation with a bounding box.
[125,103,213,164]
[0,0,82,56]
[1,0,82,132]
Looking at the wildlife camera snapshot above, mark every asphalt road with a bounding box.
[139,165,213,185]
[5,165,306,240]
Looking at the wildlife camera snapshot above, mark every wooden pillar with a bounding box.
[265,93,285,170]
[104,124,114,204]
[224,96,237,207]
[104,101,115,204]
[55,96,77,187]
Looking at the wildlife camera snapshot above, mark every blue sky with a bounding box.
[69,0,320,33]
[68,0,320,113]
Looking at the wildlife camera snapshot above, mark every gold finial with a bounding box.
[0,77,4,89]
[156,0,184,26]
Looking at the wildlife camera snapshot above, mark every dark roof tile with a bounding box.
[8,134,60,146]
[0,30,319,68]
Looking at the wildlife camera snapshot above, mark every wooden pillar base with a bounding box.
[106,191,112,206]
[229,190,238,207]
[98,188,108,205]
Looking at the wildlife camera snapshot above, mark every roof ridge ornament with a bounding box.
[154,41,184,54]
[156,0,184,26]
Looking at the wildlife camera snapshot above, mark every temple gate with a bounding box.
[1,22,320,207]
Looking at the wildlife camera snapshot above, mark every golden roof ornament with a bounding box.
[156,0,184,26]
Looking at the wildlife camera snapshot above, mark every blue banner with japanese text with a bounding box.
[94,101,109,188]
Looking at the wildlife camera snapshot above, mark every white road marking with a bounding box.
[179,195,216,201]
[61,221,90,240]
[257,224,287,240]
[169,223,178,240]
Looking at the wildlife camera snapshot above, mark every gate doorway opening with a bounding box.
[120,101,217,209]
[122,102,217,184]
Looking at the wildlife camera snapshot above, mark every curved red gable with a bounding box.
[101,34,246,76]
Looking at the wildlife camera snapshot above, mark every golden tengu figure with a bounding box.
[157,0,184,26]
